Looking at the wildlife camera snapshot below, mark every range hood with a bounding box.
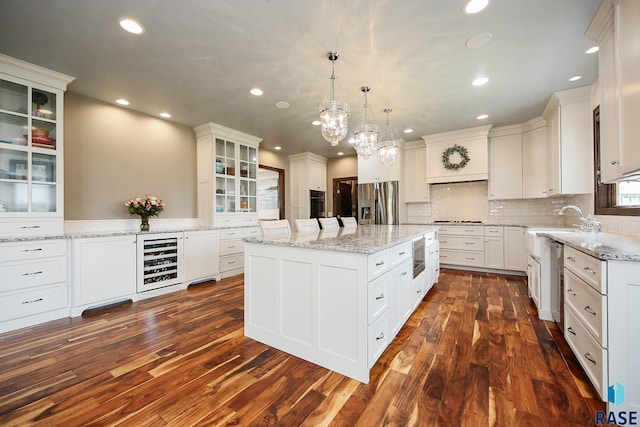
[422,124,492,184]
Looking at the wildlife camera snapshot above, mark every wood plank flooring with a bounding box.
[0,269,604,426]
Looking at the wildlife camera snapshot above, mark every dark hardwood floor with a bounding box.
[0,269,604,426]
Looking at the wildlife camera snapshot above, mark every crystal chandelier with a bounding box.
[319,51,349,146]
[378,108,399,167]
[354,86,379,159]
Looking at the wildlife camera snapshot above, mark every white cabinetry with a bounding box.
[289,152,328,220]
[137,232,184,295]
[423,125,491,184]
[504,226,527,272]
[0,54,74,237]
[403,141,429,202]
[0,238,68,333]
[219,226,260,278]
[438,224,484,268]
[184,230,220,284]
[194,122,262,227]
[521,119,548,199]
[358,143,403,184]
[425,231,439,294]
[489,127,522,200]
[484,226,504,270]
[542,87,593,196]
[70,235,137,316]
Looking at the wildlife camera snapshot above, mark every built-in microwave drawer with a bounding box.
[564,269,607,347]
[564,247,606,294]
[564,306,607,400]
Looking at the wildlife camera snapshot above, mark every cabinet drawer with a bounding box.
[368,274,389,325]
[0,257,67,292]
[0,219,63,237]
[564,269,607,347]
[564,306,608,400]
[214,216,259,228]
[368,309,389,368]
[219,227,260,240]
[389,241,412,266]
[484,226,504,236]
[438,235,484,251]
[0,282,68,322]
[437,225,483,236]
[0,239,66,261]
[219,238,244,256]
[564,247,606,293]
[368,249,389,280]
[440,249,484,267]
[424,231,437,246]
[220,254,244,272]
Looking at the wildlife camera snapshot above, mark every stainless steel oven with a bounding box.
[413,236,425,278]
[310,190,325,218]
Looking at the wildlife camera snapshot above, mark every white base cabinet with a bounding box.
[70,235,137,316]
[0,238,68,333]
[219,226,260,278]
[184,230,220,284]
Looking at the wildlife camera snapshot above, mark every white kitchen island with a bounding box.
[243,224,438,383]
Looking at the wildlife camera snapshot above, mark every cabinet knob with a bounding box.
[611,160,618,165]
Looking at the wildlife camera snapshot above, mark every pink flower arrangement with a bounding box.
[124,195,165,217]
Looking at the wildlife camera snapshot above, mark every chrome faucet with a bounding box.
[559,205,602,233]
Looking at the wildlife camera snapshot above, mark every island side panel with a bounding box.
[244,242,370,383]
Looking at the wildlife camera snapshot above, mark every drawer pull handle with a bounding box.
[228,245,236,249]
[375,261,385,267]
[440,240,447,244]
[465,230,474,232]
[566,256,576,263]
[401,271,408,276]
[465,257,475,260]
[417,289,422,294]
[584,353,597,365]
[375,293,385,300]
[465,242,475,245]
[584,306,597,316]
[567,326,576,336]
[228,261,236,265]
[376,332,385,341]
[22,298,43,305]
[399,251,406,255]
[22,271,43,276]
[567,289,576,296]
[583,267,596,275]
[20,225,41,229]
[22,248,43,252]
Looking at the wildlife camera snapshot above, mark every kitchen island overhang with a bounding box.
[243,225,438,383]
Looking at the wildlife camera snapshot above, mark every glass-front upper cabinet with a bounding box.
[194,122,262,227]
[0,54,74,236]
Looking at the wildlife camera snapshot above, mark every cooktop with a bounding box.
[433,220,483,224]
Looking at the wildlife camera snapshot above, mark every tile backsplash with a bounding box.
[405,181,640,236]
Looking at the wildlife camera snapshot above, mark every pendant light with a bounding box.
[319,51,349,146]
[354,86,379,159]
[378,108,399,168]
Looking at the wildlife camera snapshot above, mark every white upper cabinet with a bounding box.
[423,125,491,184]
[488,126,522,200]
[289,152,327,220]
[403,141,429,203]
[522,118,548,199]
[542,86,593,196]
[194,122,262,227]
[357,142,403,184]
[0,54,74,237]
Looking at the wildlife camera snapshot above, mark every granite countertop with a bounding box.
[244,224,437,254]
[536,230,640,262]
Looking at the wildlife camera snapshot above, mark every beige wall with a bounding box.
[327,155,358,216]
[64,92,197,220]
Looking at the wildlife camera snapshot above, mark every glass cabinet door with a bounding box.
[0,77,60,214]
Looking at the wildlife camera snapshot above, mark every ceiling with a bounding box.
[0,0,602,159]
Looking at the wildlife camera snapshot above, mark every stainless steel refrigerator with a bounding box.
[357,181,399,225]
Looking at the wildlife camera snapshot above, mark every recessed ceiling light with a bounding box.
[569,75,582,82]
[250,88,263,96]
[337,152,344,156]
[348,137,356,144]
[119,18,144,34]
[472,77,489,86]
[465,32,493,49]
[586,46,599,54]
[274,146,282,150]
[115,99,130,106]
[275,101,289,109]
[159,112,171,118]
[464,0,489,14]
[404,129,414,134]
[477,114,489,120]
[312,120,321,126]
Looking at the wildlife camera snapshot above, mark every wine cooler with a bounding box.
[136,233,183,292]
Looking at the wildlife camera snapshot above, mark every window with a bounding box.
[593,106,640,216]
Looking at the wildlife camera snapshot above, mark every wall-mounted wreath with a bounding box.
[441,144,470,170]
